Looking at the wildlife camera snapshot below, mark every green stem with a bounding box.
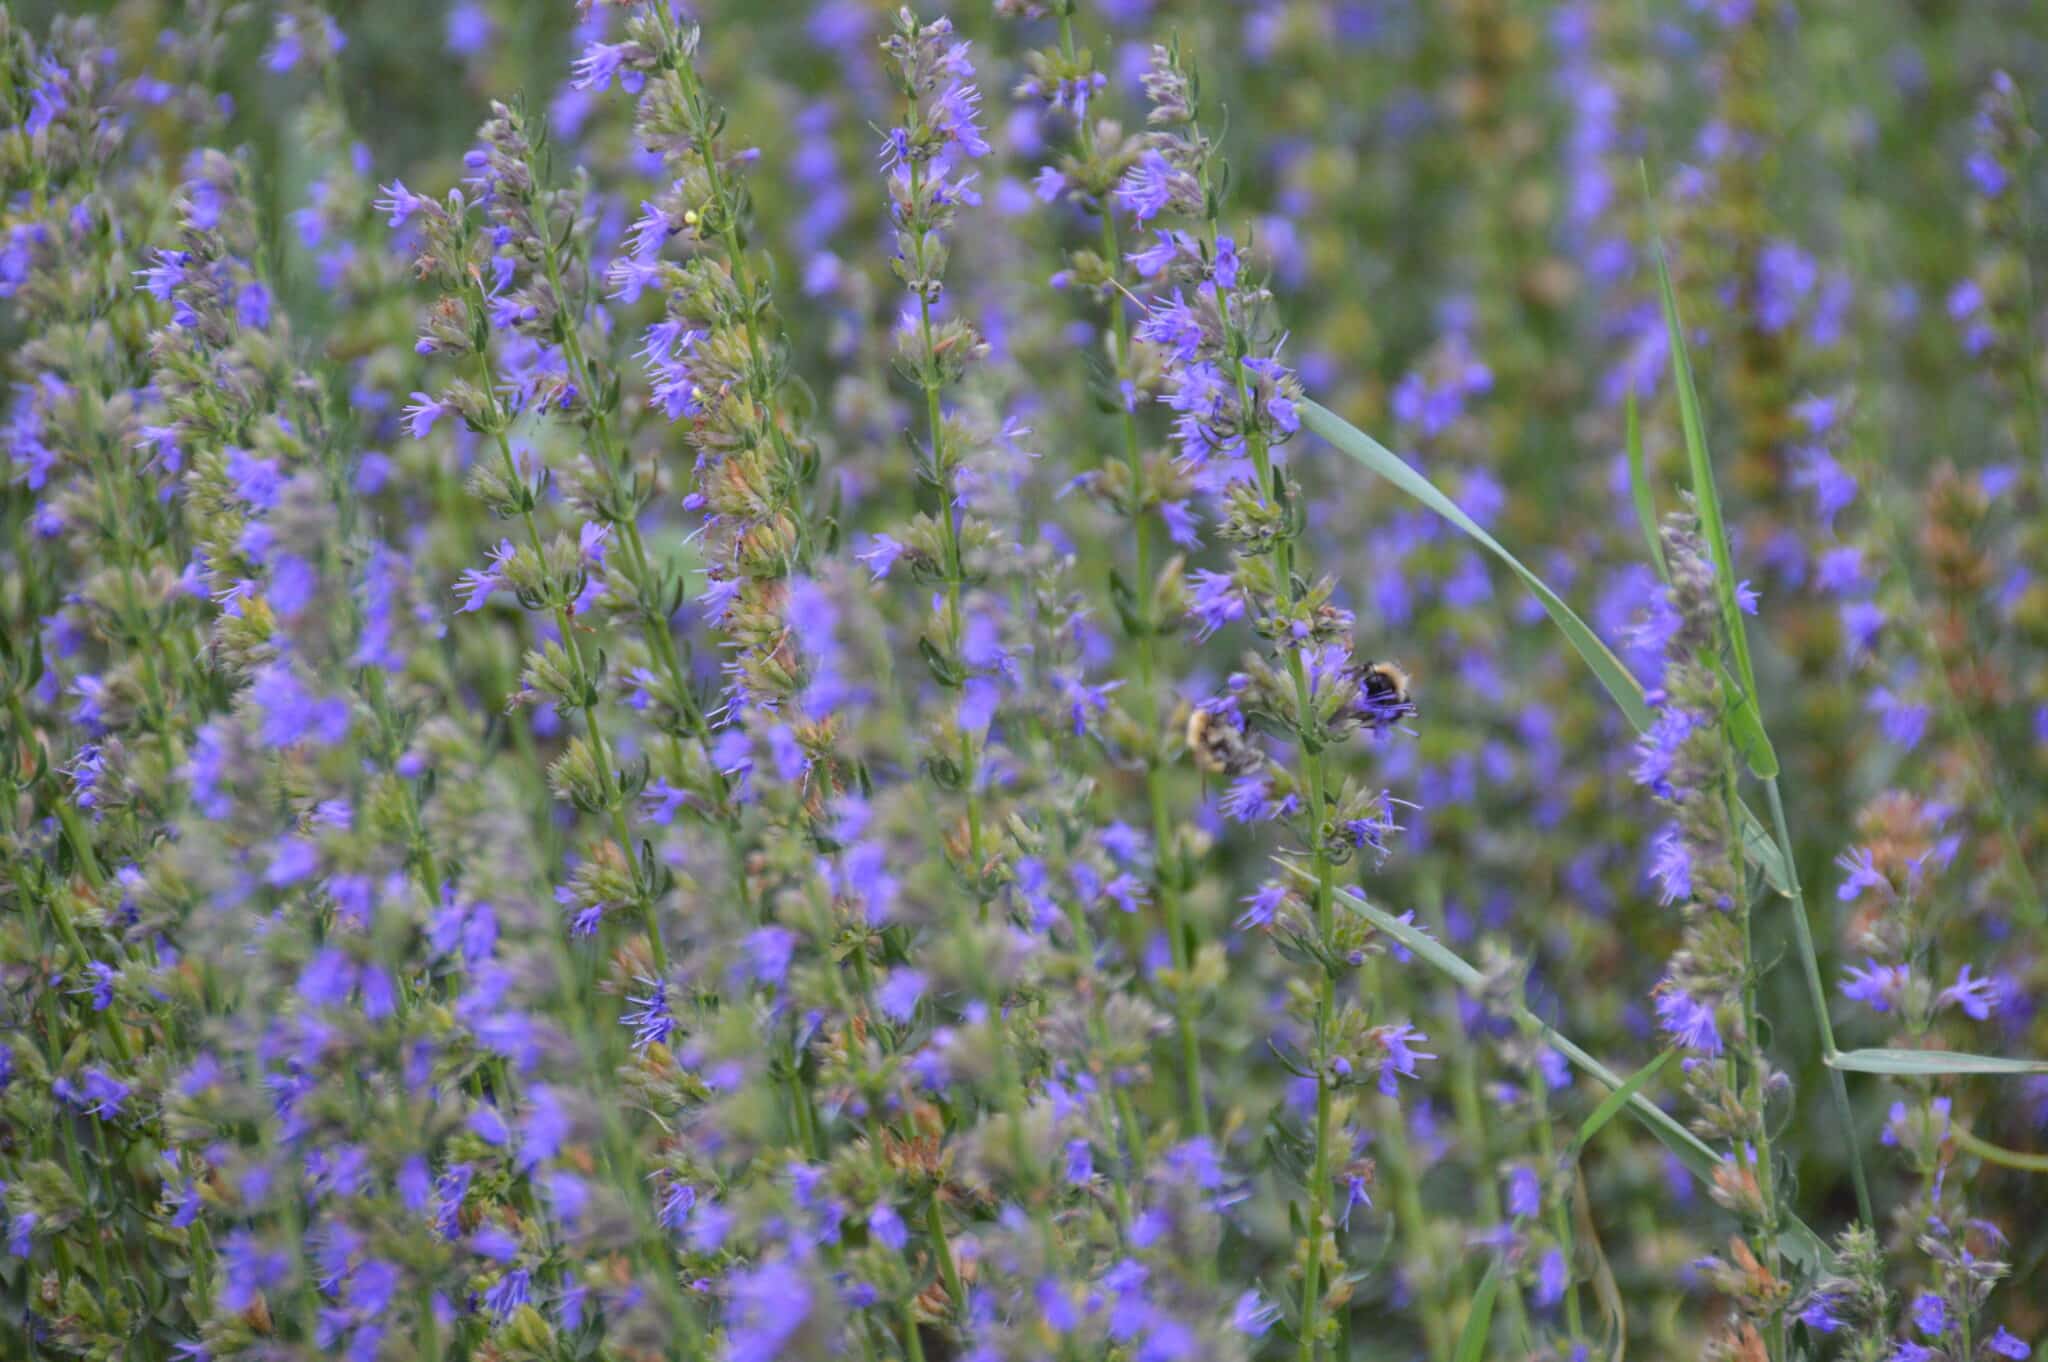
[1529,1077,1582,1342]
[903,1304,929,1362]
[925,1193,965,1321]
[1955,1124,2048,1173]
[1380,1112,1451,1362]
[1062,902,1140,1240]
[1764,776,1874,1227]
[1728,752,1785,1359]
[1446,1010,1534,1349]
[901,118,987,886]
[1229,360,1339,1362]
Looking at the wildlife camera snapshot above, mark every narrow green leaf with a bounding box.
[1828,1047,2048,1077]
[1624,390,1667,582]
[1454,1258,1503,1362]
[1311,873,1834,1272]
[1572,1167,1629,1362]
[1300,398,1793,894]
[1955,1125,2048,1173]
[1739,812,1788,892]
[1303,399,1646,729]
[1718,659,1781,785]
[1649,241,1778,779]
[1573,1049,1673,1154]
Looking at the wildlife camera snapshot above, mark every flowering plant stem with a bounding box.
[1227,344,1342,1362]
[1053,7,1207,1138]
[515,130,750,936]
[1764,774,1875,1226]
[462,276,665,971]
[906,137,987,885]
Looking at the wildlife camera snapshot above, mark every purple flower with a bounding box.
[482,1268,531,1318]
[1791,446,1858,527]
[296,949,356,1007]
[1534,1248,1568,1308]
[249,664,351,748]
[219,1231,291,1311]
[930,78,990,161]
[659,1181,698,1232]
[1841,599,1886,656]
[723,1260,813,1362]
[1936,964,1997,1021]
[1986,1327,2032,1359]
[1799,1292,1845,1333]
[1158,499,1200,548]
[1128,228,1183,278]
[1114,150,1177,221]
[1375,1023,1435,1096]
[1212,236,1241,289]
[77,961,116,1011]
[623,978,677,1052]
[1653,986,1722,1056]
[1064,1138,1094,1185]
[571,41,645,94]
[1754,239,1817,332]
[265,835,321,887]
[1966,150,2009,198]
[403,392,453,440]
[1648,822,1693,904]
[1136,289,1205,363]
[1232,1291,1280,1337]
[1842,960,1909,1014]
[742,927,798,989]
[868,1203,908,1251]
[857,533,906,580]
[876,968,927,1023]
[1186,570,1244,639]
[1219,774,1284,823]
[1834,847,1889,900]
[1505,1164,1541,1218]
[454,541,516,613]
[445,2,493,56]
[135,249,195,304]
[1868,687,1930,750]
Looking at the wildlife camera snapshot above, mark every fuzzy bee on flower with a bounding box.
[1184,702,1265,776]
[1351,659,1416,732]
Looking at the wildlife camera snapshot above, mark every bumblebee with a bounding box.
[1355,660,1414,728]
[1185,705,1264,776]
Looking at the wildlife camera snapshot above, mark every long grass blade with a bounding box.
[1300,399,1793,895]
[1301,398,1649,727]
[1649,240,1778,780]
[1454,1258,1503,1362]
[1828,1047,2048,1077]
[1304,870,1833,1271]
[1624,390,1667,582]
[1572,1049,1673,1155]
[1572,1166,1628,1362]
[1955,1126,2048,1173]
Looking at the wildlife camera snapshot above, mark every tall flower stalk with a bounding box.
[1005,0,1210,1137]
[1115,42,1427,1358]
[388,140,673,968]
[1633,510,1792,1358]
[872,8,997,888]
